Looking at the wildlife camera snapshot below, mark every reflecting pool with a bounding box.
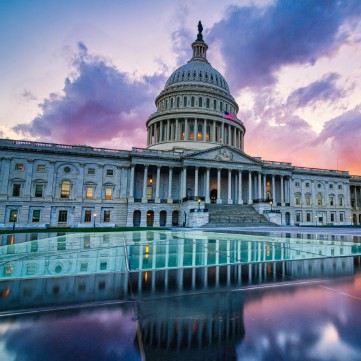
[1,230,361,360]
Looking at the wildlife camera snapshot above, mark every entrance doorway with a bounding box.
[159,210,167,226]
[285,212,290,225]
[146,211,154,226]
[172,211,179,226]
[210,189,217,203]
[133,210,141,227]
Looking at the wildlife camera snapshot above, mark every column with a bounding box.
[228,124,231,145]
[167,119,170,141]
[217,168,222,204]
[194,167,199,198]
[238,170,243,204]
[355,186,358,209]
[248,171,253,204]
[142,166,148,203]
[185,118,188,140]
[221,122,225,143]
[203,119,207,141]
[228,169,232,204]
[154,123,158,143]
[159,121,163,142]
[182,166,187,198]
[167,167,173,203]
[263,174,267,199]
[194,119,198,141]
[258,172,262,199]
[175,119,179,141]
[205,168,210,203]
[212,121,216,142]
[128,165,135,201]
[272,175,275,203]
[281,175,285,205]
[233,126,237,147]
[155,166,161,203]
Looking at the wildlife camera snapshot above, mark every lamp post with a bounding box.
[12,213,17,231]
[93,213,97,228]
[198,198,201,212]
[270,201,273,212]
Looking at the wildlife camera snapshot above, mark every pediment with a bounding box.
[184,145,261,165]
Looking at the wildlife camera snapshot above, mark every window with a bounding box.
[105,187,112,200]
[26,263,37,276]
[213,99,217,110]
[37,164,46,172]
[340,213,344,222]
[199,97,203,107]
[191,96,195,107]
[80,262,88,272]
[206,98,210,108]
[86,186,94,199]
[306,213,311,222]
[183,96,187,106]
[296,213,301,223]
[331,213,335,222]
[106,169,114,176]
[104,211,110,223]
[317,193,323,206]
[12,184,21,197]
[146,185,153,200]
[83,235,90,249]
[84,210,92,222]
[58,210,68,223]
[338,184,342,190]
[32,210,40,223]
[88,168,95,175]
[63,166,71,174]
[329,184,333,189]
[295,182,300,187]
[339,196,344,206]
[329,196,334,206]
[35,184,43,197]
[305,182,310,187]
[177,97,180,107]
[15,163,24,171]
[317,183,322,189]
[9,210,18,222]
[220,101,223,112]
[100,261,107,271]
[295,195,300,205]
[60,181,70,198]
[305,195,311,206]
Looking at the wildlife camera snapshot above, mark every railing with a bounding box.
[182,196,206,202]
[253,198,273,204]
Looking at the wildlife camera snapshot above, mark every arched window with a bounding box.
[191,97,195,107]
[220,102,223,112]
[177,97,180,107]
[213,99,217,110]
[60,180,70,198]
[295,194,300,205]
[170,98,173,108]
[305,195,311,206]
[199,97,202,107]
[338,195,344,206]
[206,98,210,108]
[183,96,187,107]
[165,99,168,109]
[317,193,323,206]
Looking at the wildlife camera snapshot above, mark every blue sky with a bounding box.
[1,0,361,173]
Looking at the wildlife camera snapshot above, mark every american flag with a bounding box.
[224,111,236,120]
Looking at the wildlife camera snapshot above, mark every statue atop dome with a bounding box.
[197,21,204,41]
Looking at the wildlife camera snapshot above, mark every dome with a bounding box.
[164,61,231,94]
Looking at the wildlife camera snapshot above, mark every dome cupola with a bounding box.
[146,22,246,152]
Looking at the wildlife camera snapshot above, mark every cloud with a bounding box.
[21,90,37,102]
[209,0,361,90]
[286,73,345,109]
[13,42,165,147]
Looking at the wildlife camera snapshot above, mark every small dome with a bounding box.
[164,61,230,93]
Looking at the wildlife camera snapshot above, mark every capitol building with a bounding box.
[1,23,361,229]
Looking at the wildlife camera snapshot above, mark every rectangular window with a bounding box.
[12,184,21,197]
[35,184,43,197]
[100,261,107,271]
[295,182,300,187]
[104,210,110,223]
[339,197,343,206]
[331,213,335,222]
[295,196,300,205]
[329,184,333,189]
[80,262,88,272]
[84,210,92,222]
[9,210,18,222]
[340,213,344,222]
[306,213,311,222]
[106,169,114,176]
[338,184,342,190]
[86,186,94,199]
[58,210,68,223]
[330,197,334,206]
[105,187,112,200]
[32,210,40,222]
[305,182,310,187]
[15,163,24,171]
[88,168,95,175]
[83,235,91,249]
[37,164,46,172]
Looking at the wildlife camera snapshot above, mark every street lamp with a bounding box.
[269,201,273,212]
[12,213,17,231]
[198,198,201,212]
[93,213,97,228]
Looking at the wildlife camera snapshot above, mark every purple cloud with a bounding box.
[209,0,361,90]
[286,73,344,108]
[14,42,165,147]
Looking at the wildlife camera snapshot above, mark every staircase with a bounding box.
[203,204,277,227]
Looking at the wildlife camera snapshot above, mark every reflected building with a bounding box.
[0,23,359,229]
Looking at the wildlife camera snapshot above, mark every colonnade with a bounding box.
[128,164,289,205]
[351,185,361,210]
[147,118,244,149]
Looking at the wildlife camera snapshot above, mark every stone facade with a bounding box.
[0,24,358,229]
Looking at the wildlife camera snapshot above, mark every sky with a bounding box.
[1,0,361,174]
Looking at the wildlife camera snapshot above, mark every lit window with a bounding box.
[306,213,311,222]
[86,186,94,199]
[88,168,95,175]
[317,193,323,206]
[106,169,114,176]
[9,210,18,222]
[32,210,40,223]
[295,196,300,205]
[60,181,70,198]
[146,185,153,200]
[305,196,311,206]
[58,210,68,223]
[35,184,43,197]
[84,210,92,222]
[15,163,24,171]
[37,164,46,172]
[105,187,112,200]
[104,210,111,223]
[12,184,21,197]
